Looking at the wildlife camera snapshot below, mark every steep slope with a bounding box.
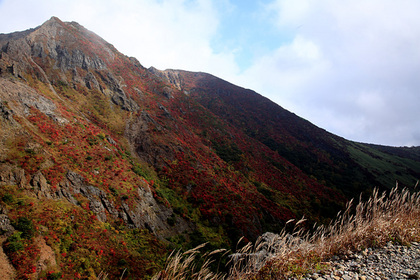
[0,17,419,279]
[152,69,420,195]
[0,17,190,279]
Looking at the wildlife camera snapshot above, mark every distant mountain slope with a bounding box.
[0,17,419,279]
[153,70,420,194]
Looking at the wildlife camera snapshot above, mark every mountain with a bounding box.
[0,17,419,279]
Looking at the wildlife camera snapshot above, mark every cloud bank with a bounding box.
[239,0,420,146]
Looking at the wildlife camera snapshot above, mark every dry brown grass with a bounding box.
[151,243,227,280]
[153,184,420,280]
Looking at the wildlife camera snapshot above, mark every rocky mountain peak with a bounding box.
[0,16,140,111]
[38,16,65,30]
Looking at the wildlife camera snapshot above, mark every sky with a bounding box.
[1,0,420,147]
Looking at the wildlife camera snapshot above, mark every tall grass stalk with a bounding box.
[153,185,420,280]
[151,243,227,280]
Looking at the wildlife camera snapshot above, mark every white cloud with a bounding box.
[267,0,311,28]
[238,0,420,146]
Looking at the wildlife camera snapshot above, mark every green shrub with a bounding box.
[118,258,128,266]
[5,232,24,253]
[2,193,14,203]
[47,271,63,280]
[109,187,117,195]
[13,217,35,239]
[167,213,176,226]
[105,155,113,161]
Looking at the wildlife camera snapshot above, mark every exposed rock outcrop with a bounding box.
[149,67,183,91]
[0,101,14,121]
[84,71,100,91]
[0,164,27,189]
[97,70,139,112]
[0,205,14,237]
[122,185,190,237]
[0,163,189,239]
[0,78,67,124]
[58,171,118,222]
[125,111,176,166]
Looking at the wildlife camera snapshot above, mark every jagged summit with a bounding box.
[1,16,114,65]
[0,16,141,111]
[39,16,63,27]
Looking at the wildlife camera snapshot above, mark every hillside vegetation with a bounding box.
[154,185,420,279]
[0,17,419,279]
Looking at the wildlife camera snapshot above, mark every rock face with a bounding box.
[0,164,189,239]
[0,164,27,189]
[0,205,14,237]
[0,78,63,121]
[125,110,176,166]
[149,67,183,91]
[122,185,190,236]
[98,70,140,111]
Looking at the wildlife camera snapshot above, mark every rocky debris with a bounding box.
[106,135,118,146]
[0,215,14,236]
[300,241,420,280]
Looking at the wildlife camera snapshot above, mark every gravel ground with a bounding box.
[297,242,420,280]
